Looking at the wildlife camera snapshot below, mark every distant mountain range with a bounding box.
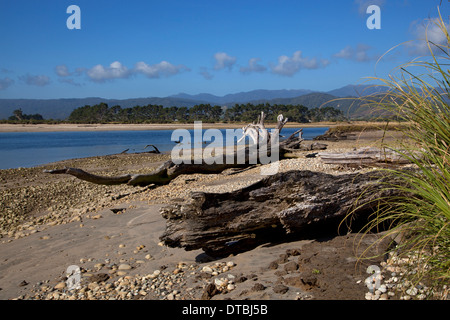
[0,84,389,120]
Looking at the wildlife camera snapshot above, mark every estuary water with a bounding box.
[0,127,328,169]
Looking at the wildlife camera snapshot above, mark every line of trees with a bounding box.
[67,103,345,124]
[8,109,44,121]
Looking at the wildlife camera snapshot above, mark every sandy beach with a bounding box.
[0,131,422,301]
[0,122,333,133]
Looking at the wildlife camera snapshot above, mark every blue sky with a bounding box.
[0,0,448,99]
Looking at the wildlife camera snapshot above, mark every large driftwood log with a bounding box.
[44,112,327,186]
[159,170,398,256]
[319,147,411,166]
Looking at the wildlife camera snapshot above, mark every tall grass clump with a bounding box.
[357,12,449,298]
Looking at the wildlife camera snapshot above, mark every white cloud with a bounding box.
[55,65,71,77]
[408,17,450,55]
[0,77,14,90]
[334,46,353,59]
[334,44,374,62]
[214,52,237,70]
[19,73,51,86]
[85,60,189,82]
[134,61,189,78]
[86,61,131,82]
[270,51,324,76]
[240,58,267,74]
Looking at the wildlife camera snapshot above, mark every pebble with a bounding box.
[361,249,448,300]
[118,264,132,271]
[273,284,289,294]
[406,287,418,296]
[54,282,66,290]
[202,266,213,273]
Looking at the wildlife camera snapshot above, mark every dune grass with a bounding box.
[351,11,449,298]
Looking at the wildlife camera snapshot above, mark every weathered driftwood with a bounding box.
[314,130,357,141]
[159,170,397,256]
[319,147,411,166]
[144,144,161,154]
[44,112,326,186]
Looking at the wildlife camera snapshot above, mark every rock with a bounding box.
[202,266,213,273]
[139,290,147,296]
[227,284,235,291]
[286,249,301,256]
[202,283,219,300]
[301,275,317,289]
[268,261,278,270]
[251,283,265,291]
[18,280,28,287]
[284,261,298,272]
[214,278,225,287]
[276,254,289,264]
[54,282,66,290]
[273,284,289,294]
[235,276,247,283]
[88,282,99,290]
[226,261,235,267]
[406,287,418,296]
[111,208,126,214]
[118,264,132,271]
[89,273,110,283]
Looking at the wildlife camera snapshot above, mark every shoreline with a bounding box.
[0,122,335,133]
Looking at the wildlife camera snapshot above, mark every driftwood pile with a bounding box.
[42,114,410,257]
